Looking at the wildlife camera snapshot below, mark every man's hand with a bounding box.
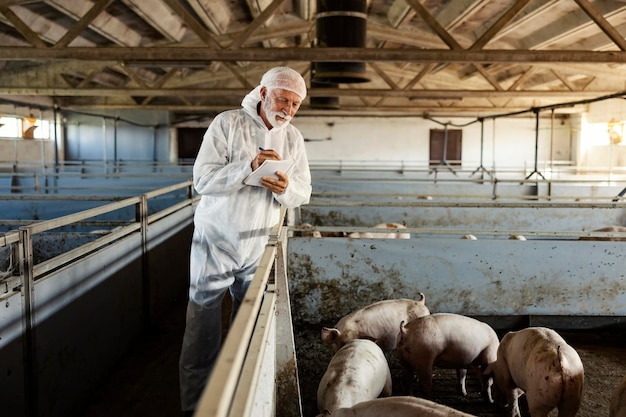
[261,171,288,194]
[252,148,280,171]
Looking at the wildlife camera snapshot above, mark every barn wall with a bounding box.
[294,114,575,169]
[3,102,624,174]
[55,110,579,170]
[299,204,626,232]
[300,171,626,231]
[0,138,57,164]
[63,110,172,162]
[287,237,626,330]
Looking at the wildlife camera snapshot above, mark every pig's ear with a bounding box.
[321,327,340,344]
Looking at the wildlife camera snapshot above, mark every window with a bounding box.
[0,116,51,139]
[607,119,623,145]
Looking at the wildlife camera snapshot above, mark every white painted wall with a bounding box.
[579,99,626,171]
[294,113,576,170]
[0,138,57,164]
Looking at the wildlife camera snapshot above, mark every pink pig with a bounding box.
[484,327,584,417]
[316,339,392,415]
[318,395,477,417]
[321,295,430,352]
[396,312,499,402]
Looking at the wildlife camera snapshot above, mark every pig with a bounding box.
[461,234,478,240]
[483,327,584,417]
[316,395,477,417]
[610,374,626,417]
[348,222,410,239]
[579,226,626,241]
[396,312,499,402]
[321,295,430,352]
[316,339,392,415]
[296,222,322,237]
[295,223,348,238]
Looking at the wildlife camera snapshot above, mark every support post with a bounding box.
[429,123,457,176]
[470,118,493,180]
[524,109,546,181]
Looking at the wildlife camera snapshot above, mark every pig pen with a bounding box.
[287,235,626,417]
[290,175,626,417]
[293,321,626,417]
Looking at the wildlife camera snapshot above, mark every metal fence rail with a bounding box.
[195,209,302,417]
[196,207,303,417]
[0,197,303,417]
[0,180,196,417]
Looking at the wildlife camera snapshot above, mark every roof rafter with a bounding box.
[3,47,626,63]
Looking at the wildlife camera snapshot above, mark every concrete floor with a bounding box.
[73,296,187,417]
[73,296,233,417]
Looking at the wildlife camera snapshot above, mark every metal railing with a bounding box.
[0,180,197,417]
[195,207,303,417]
[0,181,195,283]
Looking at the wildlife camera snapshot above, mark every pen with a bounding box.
[259,147,265,151]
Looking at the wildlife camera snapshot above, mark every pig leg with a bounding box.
[470,365,493,403]
[399,359,415,396]
[557,401,582,417]
[417,367,434,398]
[507,390,523,417]
[526,394,578,417]
[455,368,468,396]
[480,372,494,404]
[557,395,582,417]
[526,400,552,417]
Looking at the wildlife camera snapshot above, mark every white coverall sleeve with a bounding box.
[193,115,251,196]
[274,130,311,209]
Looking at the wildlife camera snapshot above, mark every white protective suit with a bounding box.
[179,79,312,413]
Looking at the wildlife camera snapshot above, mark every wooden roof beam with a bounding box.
[573,0,626,51]
[45,0,141,47]
[0,87,619,99]
[0,4,97,46]
[53,0,114,49]
[121,0,188,43]
[4,47,626,63]
[231,0,285,49]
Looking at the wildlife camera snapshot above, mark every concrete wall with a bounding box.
[299,171,626,231]
[63,110,172,162]
[294,114,575,169]
[287,236,626,330]
[0,138,57,164]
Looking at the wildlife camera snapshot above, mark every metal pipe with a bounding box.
[53,105,59,167]
[102,117,107,173]
[18,227,38,417]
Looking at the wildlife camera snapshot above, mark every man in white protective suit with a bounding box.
[178,66,312,416]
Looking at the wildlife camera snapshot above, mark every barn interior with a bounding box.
[1,1,626,417]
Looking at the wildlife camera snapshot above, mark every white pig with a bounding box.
[348,223,411,239]
[316,339,392,415]
[396,312,499,402]
[317,395,477,417]
[321,295,430,352]
[579,226,626,241]
[610,373,626,417]
[484,327,584,417]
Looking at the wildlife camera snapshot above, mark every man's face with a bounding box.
[260,87,302,129]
